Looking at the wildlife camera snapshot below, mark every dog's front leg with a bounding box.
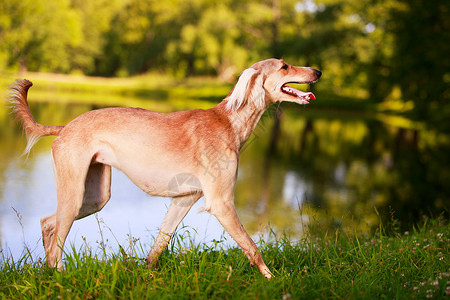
[212,201,273,279]
[146,194,201,268]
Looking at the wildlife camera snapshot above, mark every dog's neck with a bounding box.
[213,100,267,150]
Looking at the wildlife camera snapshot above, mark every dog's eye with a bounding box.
[281,63,288,70]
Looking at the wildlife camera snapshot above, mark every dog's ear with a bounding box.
[226,68,265,111]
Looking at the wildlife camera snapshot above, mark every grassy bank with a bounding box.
[1,70,412,114]
[0,71,230,112]
[1,217,448,299]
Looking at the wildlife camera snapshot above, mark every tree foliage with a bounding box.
[0,0,448,122]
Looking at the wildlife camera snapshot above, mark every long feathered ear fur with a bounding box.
[225,68,265,111]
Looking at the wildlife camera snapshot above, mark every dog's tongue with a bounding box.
[301,91,316,101]
[282,86,316,101]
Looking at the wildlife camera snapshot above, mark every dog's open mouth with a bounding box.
[281,83,316,102]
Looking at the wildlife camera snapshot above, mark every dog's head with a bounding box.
[226,58,321,111]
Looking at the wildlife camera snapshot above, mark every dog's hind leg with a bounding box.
[40,163,111,256]
[46,180,85,270]
[41,213,56,254]
[45,142,97,270]
[77,163,112,220]
[146,193,201,268]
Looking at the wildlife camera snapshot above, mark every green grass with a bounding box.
[1,217,449,299]
[1,70,411,114]
[0,71,231,113]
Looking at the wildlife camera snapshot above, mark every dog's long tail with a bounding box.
[7,79,64,155]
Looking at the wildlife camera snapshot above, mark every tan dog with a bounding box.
[8,58,321,278]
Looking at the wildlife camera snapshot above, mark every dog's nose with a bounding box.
[314,69,322,78]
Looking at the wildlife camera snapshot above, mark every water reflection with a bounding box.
[0,102,449,260]
[237,107,449,235]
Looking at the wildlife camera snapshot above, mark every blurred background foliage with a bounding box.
[0,0,449,128]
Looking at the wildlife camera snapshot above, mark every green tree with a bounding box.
[0,0,82,73]
[96,0,186,76]
[167,0,249,79]
[389,0,450,124]
[0,0,47,71]
[69,0,125,74]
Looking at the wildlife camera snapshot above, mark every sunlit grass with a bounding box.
[0,71,230,113]
[1,216,448,299]
[1,70,412,114]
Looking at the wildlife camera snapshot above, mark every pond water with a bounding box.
[0,101,449,261]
